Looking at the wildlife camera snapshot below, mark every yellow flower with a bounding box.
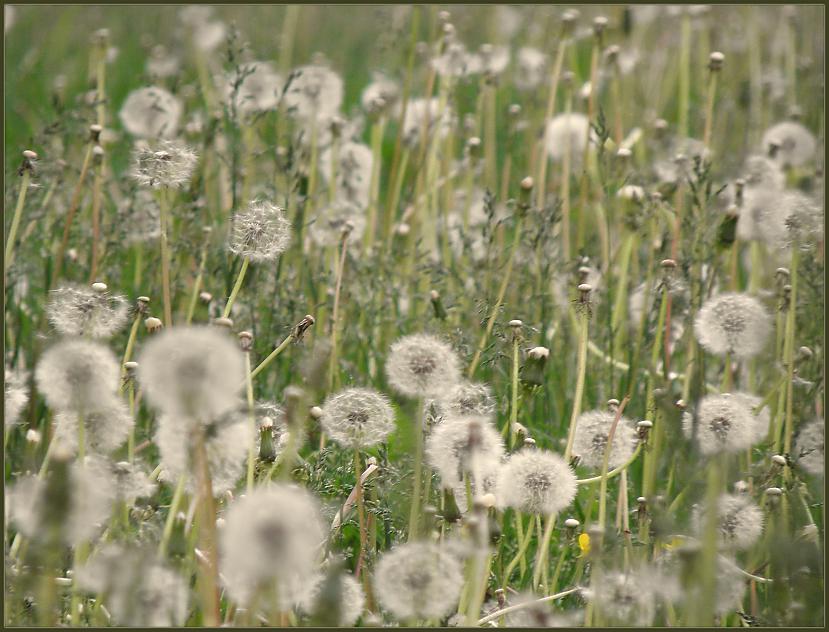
[578,532,591,555]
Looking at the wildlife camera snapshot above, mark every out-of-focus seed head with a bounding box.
[794,418,824,477]
[692,492,764,550]
[433,380,496,421]
[47,284,129,339]
[309,199,366,247]
[35,339,120,413]
[762,120,817,168]
[52,395,134,456]
[426,414,504,490]
[4,367,29,430]
[283,64,343,124]
[682,393,758,455]
[119,86,182,139]
[225,61,282,118]
[131,140,197,189]
[572,409,639,470]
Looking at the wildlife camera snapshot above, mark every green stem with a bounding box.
[407,399,426,541]
[502,514,534,588]
[158,475,187,558]
[158,189,174,326]
[245,351,256,494]
[223,256,250,319]
[4,170,30,276]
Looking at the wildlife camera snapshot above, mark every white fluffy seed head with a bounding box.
[794,418,824,477]
[110,460,157,506]
[731,392,771,443]
[545,113,592,165]
[4,367,29,430]
[694,292,772,359]
[229,199,292,262]
[762,120,817,168]
[283,64,343,123]
[298,572,366,626]
[47,285,129,339]
[35,339,120,413]
[385,334,461,399]
[496,449,577,515]
[225,61,282,117]
[760,190,824,251]
[220,484,325,607]
[309,199,366,247]
[692,492,764,550]
[319,141,373,209]
[119,86,182,139]
[319,387,395,449]
[572,409,638,470]
[682,393,758,455]
[374,541,464,621]
[433,380,496,421]
[131,140,198,189]
[137,326,245,421]
[426,414,505,490]
[52,394,134,456]
[402,97,455,146]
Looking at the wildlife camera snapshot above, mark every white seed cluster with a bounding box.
[119,86,183,139]
[572,409,639,470]
[47,284,129,339]
[682,393,758,455]
[385,333,461,399]
[229,199,292,262]
[694,292,772,359]
[496,449,577,515]
[319,387,395,449]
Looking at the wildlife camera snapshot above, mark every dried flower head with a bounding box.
[496,449,577,515]
[386,334,461,398]
[572,409,638,470]
[426,414,504,490]
[52,394,134,456]
[35,339,120,413]
[220,484,325,606]
[226,60,282,117]
[692,492,764,550]
[4,366,29,430]
[229,199,292,261]
[682,393,758,455]
[131,140,198,189]
[309,199,365,247]
[794,418,824,477]
[298,572,366,626]
[47,284,129,339]
[76,544,189,626]
[283,64,343,123]
[694,292,772,359]
[762,121,817,168]
[374,541,463,621]
[137,326,245,420]
[119,86,182,139]
[319,387,395,449]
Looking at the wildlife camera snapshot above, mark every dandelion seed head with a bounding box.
[759,190,824,251]
[47,284,129,339]
[432,42,477,78]
[319,387,395,449]
[137,326,245,420]
[309,199,366,247]
[514,47,548,91]
[119,86,182,139]
[35,339,119,413]
[731,392,771,443]
[118,188,162,244]
[110,460,157,506]
[221,484,325,606]
[298,572,366,626]
[743,154,786,190]
[361,73,399,112]
[473,43,510,76]
[434,380,496,421]
[692,492,764,550]
[503,591,576,627]
[402,97,455,146]
[374,541,464,621]
[226,61,282,117]
[284,64,343,123]
[682,393,758,455]
[386,334,461,398]
[545,113,591,164]
[496,449,577,515]
[4,367,29,430]
[52,395,134,456]
[146,45,180,79]
[762,121,817,168]
[131,140,198,189]
[794,418,824,477]
[229,199,292,262]
[320,141,373,208]
[694,292,772,359]
[426,414,505,490]
[572,409,638,470]
[179,6,226,53]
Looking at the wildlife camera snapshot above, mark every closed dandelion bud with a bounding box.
[145,316,163,332]
[137,326,245,421]
[708,51,725,71]
[35,339,119,413]
[766,486,783,497]
[572,409,638,469]
[496,449,577,515]
[47,284,129,339]
[637,419,653,441]
[199,291,212,304]
[694,292,772,359]
[309,405,323,420]
[386,334,461,398]
[238,331,253,352]
[692,492,764,550]
[794,418,824,477]
[771,454,788,467]
[682,393,758,455]
[520,346,549,387]
[319,387,395,449]
[374,541,463,621]
[136,295,150,313]
[430,289,448,321]
[92,145,104,165]
[131,140,197,189]
[229,199,292,262]
[426,414,504,491]
[565,517,580,530]
[119,86,182,139]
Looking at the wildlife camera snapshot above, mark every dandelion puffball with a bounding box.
[35,339,120,413]
[682,393,758,455]
[386,334,461,399]
[496,449,577,515]
[47,285,129,339]
[762,120,817,168]
[137,326,245,421]
[692,492,764,550]
[694,292,771,360]
[425,414,505,489]
[131,140,198,189]
[228,200,292,262]
[794,418,824,477]
[572,409,638,470]
[119,86,182,139]
[52,395,134,456]
[545,113,591,163]
[318,387,395,449]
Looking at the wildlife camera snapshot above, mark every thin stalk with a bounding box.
[245,351,256,493]
[564,307,589,462]
[327,230,350,392]
[158,475,187,558]
[407,399,426,541]
[193,430,220,627]
[4,169,31,277]
[535,36,568,211]
[53,142,94,287]
[223,256,250,319]
[781,248,799,468]
[703,67,721,152]
[597,398,630,548]
[278,5,300,75]
[508,330,520,448]
[484,79,497,192]
[477,587,582,626]
[364,116,386,252]
[88,159,104,282]
[127,377,136,463]
[250,333,294,381]
[354,450,368,579]
[678,14,691,138]
[186,230,212,324]
[158,188,174,326]
[502,514,534,588]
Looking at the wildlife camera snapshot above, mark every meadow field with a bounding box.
[3,4,825,627]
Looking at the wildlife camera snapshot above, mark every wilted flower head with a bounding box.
[229,199,292,261]
[76,544,188,626]
[426,414,504,489]
[762,121,817,168]
[320,141,373,208]
[220,484,325,606]
[374,541,463,621]
[496,449,577,515]
[155,409,252,496]
[52,395,133,456]
[35,339,119,413]
[131,140,198,189]
[4,367,29,430]
[119,86,182,139]
[319,387,395,448]
[694,292,772,359]
[47,284,129,339]
[386,334,461,398]
[794,418,824,477]
[402,97,455,146]
[309,199,365,247]
[682,393,758,455]
[434,380,496,421]
[545,113,592,164]
[137,326,245,420]
[226,60,282,117]
[298,572,366,626]
[692,492,764,550]
[284,64,343,122]
[572,409,638,470]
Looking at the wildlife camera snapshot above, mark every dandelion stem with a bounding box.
[158,188,174,326]
[354,449,368,579]
[245,351,256,494]
[53,142,94,287]
[502,514,534,588]
[597,397,630,547]
[186,230,212,325]
[4,169,30,279]
[158,474,187,558]
[327,230,350,393]
[88,161,104,282]
[576,443,642,485]
[564,307,589,462]
[250,333,294,381]
[476,587,582,626]
[508,329,520,448]
[407,399,426,541]
[192,430,221,627]
[535,34,568,211]
[364,115,386,253]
